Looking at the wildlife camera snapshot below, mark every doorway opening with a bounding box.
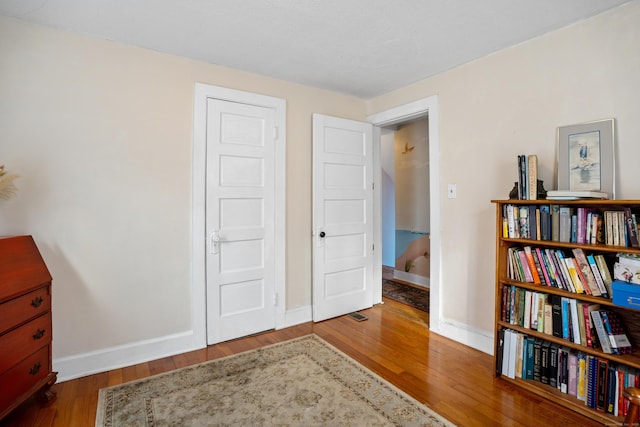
[368,95,441,331]
[381,117,430,289]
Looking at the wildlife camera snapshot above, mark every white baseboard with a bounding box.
[54,306,487,383]
[55,306,314,382]
[431,317,494,355]
[53,330,203,382]
[393,270,430,288]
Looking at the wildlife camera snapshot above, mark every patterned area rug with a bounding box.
[95,335,454,426]
[382,279,430,312]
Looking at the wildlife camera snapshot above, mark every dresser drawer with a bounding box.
[0,287,50,335]
[0,346,50,413]
[0,314,51,375]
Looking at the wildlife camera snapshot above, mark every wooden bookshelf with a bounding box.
[492,199,640,425]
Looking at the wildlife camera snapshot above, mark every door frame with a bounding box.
[367,95,441,333]
[192,83,286,346]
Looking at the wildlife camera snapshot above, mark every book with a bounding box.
[594,255,614,296]
[529,205,538,240]
[528,155,538,200]
[587,254,609,298]
[561,297,571,341]
[590,310,613,354]
[586,355,598,408]
[551,205,561,241]
[624,208,640,248]
[549,343,559,388]
[541,341,551,384]
[559,207,572,243]
[577,352,587,401]
[533,339,543,382]
[523,290,532,329]
[546,190,609,200]
[523,246,541,284]
[514,332,524,378]
[576,301,588,346]
[568,351,578,396]
[540,205,551,240]
[582,303,601,349]
[524,337,535,380]
[536,293,545,333]
[551,295,563,338]
[535,248,552,286]
[572,248,602,296]
[563,257,586,294]
[519,206,530,239]
[543,299,553,336]
[596,358,609,412]
[600,310,633,355]
[569,299,581,345]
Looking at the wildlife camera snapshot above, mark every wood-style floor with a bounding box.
[1,298,606,427]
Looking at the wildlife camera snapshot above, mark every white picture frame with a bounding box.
[557,118,615,198]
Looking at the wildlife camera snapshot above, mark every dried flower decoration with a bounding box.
[0,165,19,200]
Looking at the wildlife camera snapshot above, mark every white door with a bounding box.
[206,99,276,344]
[312,114,374,321]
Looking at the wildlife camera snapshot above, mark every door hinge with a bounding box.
[372,243,375,251]
[273,126,278,139]
[274,293,278,306]
[372,182,375,190]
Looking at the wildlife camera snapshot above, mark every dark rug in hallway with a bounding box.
[382,279,430,312]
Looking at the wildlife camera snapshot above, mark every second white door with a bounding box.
[312,114,374,322]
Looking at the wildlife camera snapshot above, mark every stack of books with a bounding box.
[516,154,538,200]
[547,190,609,200]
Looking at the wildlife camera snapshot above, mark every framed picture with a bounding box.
[557,118,615,197]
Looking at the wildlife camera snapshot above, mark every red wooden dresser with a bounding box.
[0,235,56,420]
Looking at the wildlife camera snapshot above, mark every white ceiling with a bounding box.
[0,0,631,98]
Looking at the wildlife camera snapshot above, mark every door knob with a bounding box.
[319,231,326,238]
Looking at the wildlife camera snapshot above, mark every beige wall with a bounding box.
[2,0,638,371]
[367,1,640,334]
[394,118,430,234]
[0,16,365,362]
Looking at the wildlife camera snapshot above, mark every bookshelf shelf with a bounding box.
[493,199,640,423]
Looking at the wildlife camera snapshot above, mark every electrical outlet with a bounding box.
[448,184,457,199]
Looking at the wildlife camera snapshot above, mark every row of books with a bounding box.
[498,330,639,417]
[502,204,640,248]
[501,286,633,354]
[507,246,612,298]
[516,154,538,200]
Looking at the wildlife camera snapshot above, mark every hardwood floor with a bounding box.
[1,298,606,427]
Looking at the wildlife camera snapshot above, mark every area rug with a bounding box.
[382,279,430,312]
[95,334,454,426]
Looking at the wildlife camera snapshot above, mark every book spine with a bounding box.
[535,248,552,286]
[577,352,587,401]
[569,299,581,345]
[590,310,613,354]
[572,248,601,296]
[528,155,538,201]
[523,247,541,284]
[587,254,609,298]
[596,358,609,412]
[587,355,598,408]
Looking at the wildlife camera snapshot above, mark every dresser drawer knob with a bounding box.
[31,296,44,307]
[32,328,46,340]
[29,362,41,375]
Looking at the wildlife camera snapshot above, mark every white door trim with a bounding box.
[367,96,442,334]
[192,83,286,346]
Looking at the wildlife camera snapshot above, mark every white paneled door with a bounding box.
[206,99,276,344]
[312,114,374,321]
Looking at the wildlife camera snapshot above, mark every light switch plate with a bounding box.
[448,184,457,199]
